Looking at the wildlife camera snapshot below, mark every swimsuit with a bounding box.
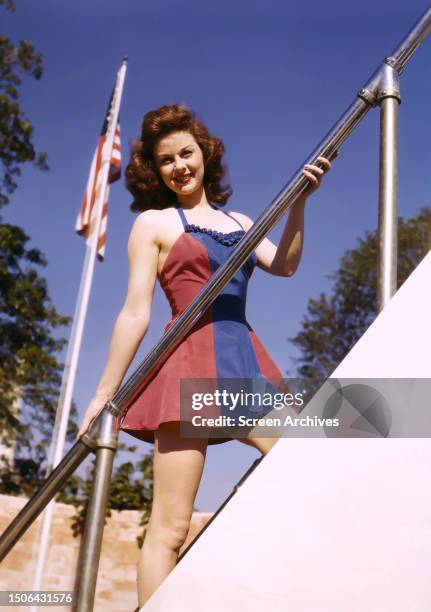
[119,203,285,444]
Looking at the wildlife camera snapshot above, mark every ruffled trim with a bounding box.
[185,224,244,246]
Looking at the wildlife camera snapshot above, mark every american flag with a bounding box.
[75,90,121,261]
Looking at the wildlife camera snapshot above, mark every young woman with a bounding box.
[76,104,331,607]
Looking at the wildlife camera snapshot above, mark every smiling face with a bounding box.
[154,131,205,202]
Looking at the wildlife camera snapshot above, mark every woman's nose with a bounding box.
[174,157,187,172]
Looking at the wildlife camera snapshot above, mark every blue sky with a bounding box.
[3,1,431,510]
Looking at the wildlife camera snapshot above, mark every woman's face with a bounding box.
[154,131,205,199]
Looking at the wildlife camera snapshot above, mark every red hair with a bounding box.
[125,104,232,212]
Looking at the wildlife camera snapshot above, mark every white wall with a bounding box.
[144,252,431,612]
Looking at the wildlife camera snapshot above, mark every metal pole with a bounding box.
[29,247,92,605]
[377,89,400,311]
[72,412,118,612]
[387,6,431,73]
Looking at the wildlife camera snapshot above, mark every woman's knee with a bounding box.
[147,513,192,552]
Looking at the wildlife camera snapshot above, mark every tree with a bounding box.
[0,223,77,485]
[0,1,71,491]
[0,0,48,208]
[290,206,431,388]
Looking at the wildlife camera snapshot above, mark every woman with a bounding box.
[76,104,331,606]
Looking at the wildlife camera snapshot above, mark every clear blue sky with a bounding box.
[3,0,431,510]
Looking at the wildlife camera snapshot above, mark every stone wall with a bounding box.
[0,494,212,611]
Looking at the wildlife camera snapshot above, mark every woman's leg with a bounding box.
[137,422,208,607]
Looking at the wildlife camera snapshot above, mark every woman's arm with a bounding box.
[77,210,160,437]
[231,157,332,277]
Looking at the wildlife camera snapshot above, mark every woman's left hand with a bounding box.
[302,155,333,196]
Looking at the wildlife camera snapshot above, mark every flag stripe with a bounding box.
[76,89,122,261]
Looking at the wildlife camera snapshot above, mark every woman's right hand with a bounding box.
[76,394,110,440]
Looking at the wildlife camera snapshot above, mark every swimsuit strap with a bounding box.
[175,203,189,229]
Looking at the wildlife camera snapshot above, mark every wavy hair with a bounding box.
[125,104,233,212]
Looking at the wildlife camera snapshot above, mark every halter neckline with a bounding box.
[175,202,245,240]
[185,224,244,246]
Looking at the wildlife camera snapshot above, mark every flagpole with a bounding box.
[30,57,128,605]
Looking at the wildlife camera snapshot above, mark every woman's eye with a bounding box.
[183,150,192,157]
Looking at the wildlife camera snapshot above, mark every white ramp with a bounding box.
[144,252,431,612]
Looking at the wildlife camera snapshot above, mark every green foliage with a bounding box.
[0,2,48,207]
[0,221,79,499]
[0,455,45,496]
[0,223,75,454]
[290,206,431,388]
[0,2,74,497]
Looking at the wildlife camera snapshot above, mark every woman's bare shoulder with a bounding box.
[228,210,254,230]
[131,207,178,239]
